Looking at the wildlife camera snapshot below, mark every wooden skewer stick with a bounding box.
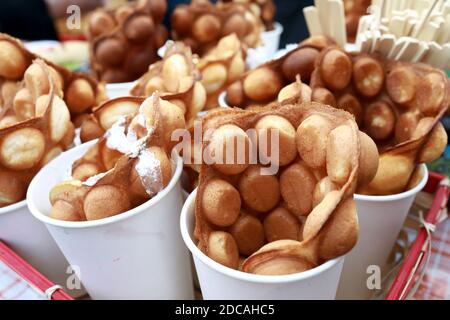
[405,18,418,36]
[303,6,323,36]
[368,0,384,30]
[396,37,420,61]
[418,21,440,42]
[436,14,450,44]
[384,0,393,19]
[389,16,407,38]
[370,30,382,53]
[423,42,449,69]
[355,15,374,47]
[443,3,450,16]
[374,34,396,56]
[403,0,413,11]
[411,0,439,38]
[434,0,445,13]
[315,0,330,37]
[388,37,408,59]
[360,33,373,53]
[412,41,430,63]
[413,0,430,13]
[328,0,347,47]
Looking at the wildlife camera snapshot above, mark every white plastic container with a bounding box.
[0,201,83,296]
[247,22,284,69]
[105,82,135,99]
[27,142,194,300]
[337,164,428,300]
[180,189,345,300]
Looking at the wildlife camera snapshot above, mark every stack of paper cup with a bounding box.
[27,141,194,300]
[181,189,345,300]
[337,165,429,299]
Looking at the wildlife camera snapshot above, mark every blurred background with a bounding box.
[0,0,313,45]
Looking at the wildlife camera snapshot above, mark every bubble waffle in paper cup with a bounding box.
[27,138,193,299]
[86,0,168,83]
[27,94,194,299]
[0,33,107,119]
[171,0,263,56]
[78,95,188,146]
[223,37,336,109]
[46,94,185,222]
[130,41,207,127]
[192,102,380,277]
[0,59,77,207]
[181,189,345,300]
[197,34,247,109]
[310,46,449,195]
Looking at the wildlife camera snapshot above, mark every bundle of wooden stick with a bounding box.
[303,0,348,47]
[303,0,450,69]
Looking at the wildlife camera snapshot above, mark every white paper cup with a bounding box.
[105,82,135,99]
[0,201,84,297]
[247,22,284,69]
[181,189,345,300]
[260,22,284,58]
[27,141,194,300]
[337,164,428,300]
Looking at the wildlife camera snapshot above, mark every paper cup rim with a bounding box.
[354,164,428,202]
[0,199,27,216]
[180,188,343,284]
[27,142,183,229]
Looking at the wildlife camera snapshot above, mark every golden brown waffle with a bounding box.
[0,60,76,207]
[0,33,107,120]
[193,102,379,275]
[310,46,449,195]
[86,0,168,83]
[49,94,183,221]
[171,0,263,56]
[197,34,247,109]
[130,41,206,127]
[218,0,276,30]
[223,37,336,109]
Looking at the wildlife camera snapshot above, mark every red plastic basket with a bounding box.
[0,241,72,300]
[386,171,450,300]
